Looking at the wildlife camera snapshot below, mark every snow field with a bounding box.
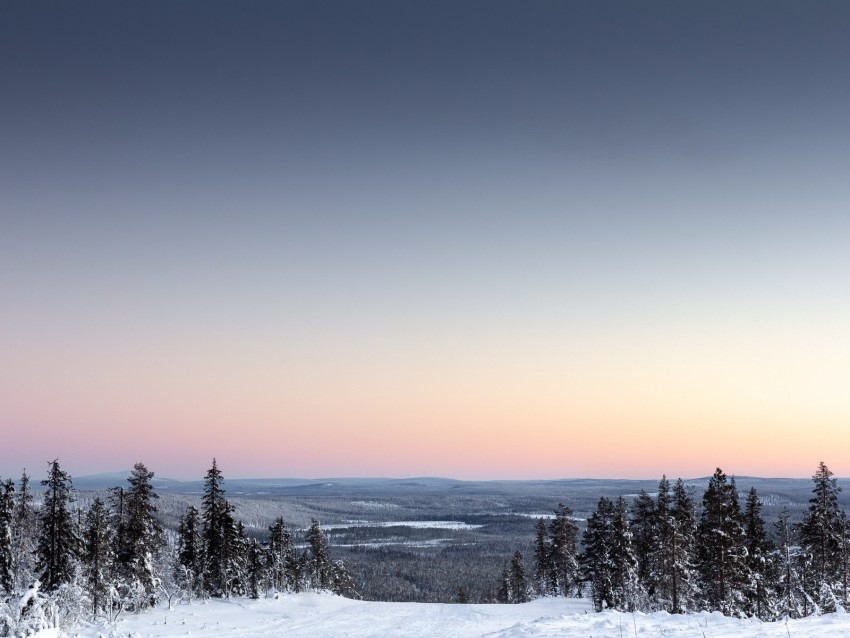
[55,593,850,638]
[323,521,482,530]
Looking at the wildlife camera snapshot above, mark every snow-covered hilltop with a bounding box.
[8,460,850,637]
[46,592,850,638]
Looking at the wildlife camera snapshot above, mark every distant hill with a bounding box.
[57,473,850,510]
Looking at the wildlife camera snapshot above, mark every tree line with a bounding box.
[499,462,850,621]
[0,459,355,637]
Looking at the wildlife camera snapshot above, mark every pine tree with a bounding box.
[119,462,164,608]
[227,520,248,597]
[246,539,264,599]
[532,518,550,595]
[548,503,579,597]
[610,496,642,611]
[175,505,204,598]
[580,496,615,611]
[305,519,332,590]
[799,461,843,611]
[743,487,778,619]
[669,478,698,613]
[630,489,658,605]
[13,469,37,591]
[724,476,751,615]
[84,497,115,616]
[580,496,642,612]
[509,550,530,603]
[696,468,749,615]
[36,460,80,590]
[651,476,674,610]
[0,479,15,595]
[632,476,679,611]
[268,517,297,592]
[775,508,810,618]
[200,460,244,598]
[330,559,357,598]
[839,512,850,609]
[796,549,819,616]
[201,458,229,597]
[109,486,126,576]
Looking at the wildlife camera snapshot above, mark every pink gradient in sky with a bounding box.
[3,302,849,482]
[3,2,850,483]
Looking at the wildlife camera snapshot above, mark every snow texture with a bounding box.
[323,520,482,530]
[54,593,850,638]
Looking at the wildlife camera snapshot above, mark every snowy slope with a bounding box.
[51,593,850,638]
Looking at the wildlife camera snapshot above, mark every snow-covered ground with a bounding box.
[52,593,850,638]
[323,520,482,530]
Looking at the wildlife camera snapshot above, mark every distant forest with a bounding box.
[1,459,848,636]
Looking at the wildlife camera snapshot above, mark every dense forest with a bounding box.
[0,459,354,637]
[499,462,850,622]
[1,460,848,636]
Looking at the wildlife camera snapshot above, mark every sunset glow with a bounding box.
[2,2,850,481]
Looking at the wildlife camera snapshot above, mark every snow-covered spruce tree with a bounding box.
[509,550,530,603]
[200,459,243,598]
[796,549,820,616]
[268,517,297,593]
[775,508,811,618]
[743,487,779,620]
[175,505,204,599]
[305,519,332,591]
[201,459,227,596]
[799,461,844,612]
[696,469,749,616]
[650,477,674,610]
[610,496,642,611]
[228,520,249,597]
[330,559,357,598]
[533,518,552,596]
[548,503,579,597]
[629,489,658,605]
[581,496,641,612]
[83,497,115,617]
[669,478,698,613]
[13,470,37,593]
[839,512,850,608]
[36,460,81,590]
[299,520,357,597]
[246,539,264,600]
[12,470,37,593]
[5,581,52,637]
[118,462,165,609]
[0,479,15,596]
[109,486,126,577]
[580,496,614,611]
[223,508,245,598]
[632,476,677,611]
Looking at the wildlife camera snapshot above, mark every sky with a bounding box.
[2,1,850,482]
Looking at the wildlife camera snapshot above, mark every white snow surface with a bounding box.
[56,593,850,638]
[323,520,482,530]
